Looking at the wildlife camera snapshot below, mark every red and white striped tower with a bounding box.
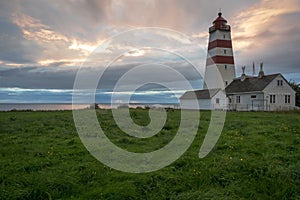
[203,12,236,89]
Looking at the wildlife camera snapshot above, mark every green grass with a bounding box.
[0,109,299,199]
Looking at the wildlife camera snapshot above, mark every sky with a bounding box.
[0,0,300,91]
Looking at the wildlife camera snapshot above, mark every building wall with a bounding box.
[228,92,265,111]
[263,75,296,111]
[204,65,227,89]
[181,99,212,110]
[209,30,232,41]
[204,23,235,89]
[208,47,233,57]
[181,91,227,110]
[211,90,227,110]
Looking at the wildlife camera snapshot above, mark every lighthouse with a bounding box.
[203,12,236,89]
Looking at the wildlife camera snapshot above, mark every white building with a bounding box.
[180,12,296,111]
[226,72,296,111]
[181,71,296,111]
[180,89,227,110]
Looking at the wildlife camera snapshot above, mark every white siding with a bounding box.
[209,30,232,42]
[204,64,235,89]
[211,90,227,110]
[208,47,233,57]
[204,65,225,89]
[181,99,212,110]
[181,90,227,110]
[228,92,265,111]
[263,75,296,111]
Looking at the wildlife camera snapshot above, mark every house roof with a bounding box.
[225,73,280,94]
[180,88,221,100]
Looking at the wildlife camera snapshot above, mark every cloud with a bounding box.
[0,0,300,90]
[232,0,300,73]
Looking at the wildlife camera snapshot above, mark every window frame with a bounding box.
[277,80,283,86]
[270,95,276,104]
[236,96,241,104]
[285,95,291,104]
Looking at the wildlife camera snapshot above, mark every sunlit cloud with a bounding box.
[232,0,300,51]
[12,13,69,43]
[38,59,85,66]
[4,63,26,67]
[68,39,104,55]
[0,0,299,90]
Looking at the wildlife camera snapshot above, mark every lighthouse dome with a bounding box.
[213,12,228,24]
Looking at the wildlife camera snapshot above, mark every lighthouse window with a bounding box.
[224,49,227,54]
[225,81,228,86]
[223,34,226,39]
[225,65,227,70]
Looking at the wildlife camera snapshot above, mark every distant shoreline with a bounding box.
[0,103,180,111]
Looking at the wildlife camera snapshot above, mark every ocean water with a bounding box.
[0,88,183,110]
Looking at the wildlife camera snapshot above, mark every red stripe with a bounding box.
[208,40,232,50]
[206,56,234,65]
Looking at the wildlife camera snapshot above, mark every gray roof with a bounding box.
[180,88,221,100]
[225,73,280,94]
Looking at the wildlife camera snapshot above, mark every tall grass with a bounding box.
[0,109,299,199]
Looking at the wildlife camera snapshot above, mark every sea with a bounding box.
[0,88,183,111]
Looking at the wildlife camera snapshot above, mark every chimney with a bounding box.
[241,66,246,81]
[258,62,264,78]
[252,62,255,76]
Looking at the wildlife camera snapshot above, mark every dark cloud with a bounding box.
[235,11,300,74]
[0,61,203,90]
[0,66,77,89]
[0,16,42,63]
[0,0,299,89]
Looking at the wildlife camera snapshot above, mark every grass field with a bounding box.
[0,109,299,199]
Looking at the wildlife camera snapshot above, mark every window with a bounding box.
[251,95,257,99]
[285,95,291,104]
[224,65,227,70]
[277,80,283,86]
[229,98,232,104]
[223,34,226,39]
[224,49,227,54]
[216,98,220,104]
[270,95,276,104]
[225,81,228,86]
[236,96,241,104]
